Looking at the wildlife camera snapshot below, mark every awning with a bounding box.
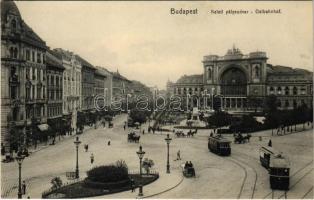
[38,124,49,131]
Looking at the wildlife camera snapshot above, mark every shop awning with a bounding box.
[38,124,49,131]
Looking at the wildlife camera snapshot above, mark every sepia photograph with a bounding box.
[1,0,313,199]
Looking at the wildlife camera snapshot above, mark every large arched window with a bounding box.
[269,87,274,94]
[277,87,282,95]
[293,87,298,95]
[284,87,289,95]
[255,66,260,78]
[285,100,289,108]
[13,48,18,59]
[220,67,247,96]
[11,19,17,31]
[207,67,212,80]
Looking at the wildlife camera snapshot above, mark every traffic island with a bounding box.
[42,173,159,199]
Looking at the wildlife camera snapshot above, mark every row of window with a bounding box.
[25,106,45,120]
[25,85,46,100]
[174,87,205,95]
[48,106,62,118]
[25,49,45,64]
[26,67,45,81]
[48,90,62,100]
[269,86,306,95]
[47,74,62,87]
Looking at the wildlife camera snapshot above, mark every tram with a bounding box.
[260,146,290,190]
[269,154,290,190]
[208,135,231,156]
[259,146,281,169]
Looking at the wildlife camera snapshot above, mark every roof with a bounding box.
[176,74,203,84]
[46,49,64,70]
[95,69,107,78]
[1,1,21,20]
[1,1,46,49]
[209,135,231,143]
[270,155,290,168]
[112,71,131,82]
[76,55,96,69]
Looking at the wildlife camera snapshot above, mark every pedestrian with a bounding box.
[108,141,111,146]
[27,196,30,199]
[22,181,26,195]
[90,153,94,164]
[130,178,135,192]
[268,139,272,147]
[142,130,145,135]
[124,125,126,130]
[177,150,181,160]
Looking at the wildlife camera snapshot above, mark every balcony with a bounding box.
[11,99,22,106]
[9,76,19,85]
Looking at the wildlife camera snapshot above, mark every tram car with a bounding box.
[269,154,290,190]
[259,146,281,169]
[208,135,231,156]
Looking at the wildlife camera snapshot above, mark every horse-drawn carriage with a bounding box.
[233,133,251,144]
[175,129,197,138]
[181,163,196,178]
[128,132,140,143]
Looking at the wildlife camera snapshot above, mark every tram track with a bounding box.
[230,152,258,199]
[262,160,313,199]
[301,186,313,199]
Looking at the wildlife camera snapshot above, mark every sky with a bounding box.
[15,1,313,89]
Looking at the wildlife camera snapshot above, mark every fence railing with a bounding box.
[41,178,82,198]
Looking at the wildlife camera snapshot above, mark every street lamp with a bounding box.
[165,134,172,173]
[136,145,145,176]
[136,146,145,197]
[211,88,215,110]
[74,136,81,179]
[16,152,25,199]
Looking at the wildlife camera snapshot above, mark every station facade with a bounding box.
[167,47,313,111]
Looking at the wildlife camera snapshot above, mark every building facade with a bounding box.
[94,69,106,110]
[46,50,64,133]
[95,66,113,107]
[78,56,96,112]
[52,48,82,133]
[167,47,313,111]
[1,1,48,152]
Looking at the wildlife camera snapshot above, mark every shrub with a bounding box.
[51,177,63,190]
[86,160,128,183]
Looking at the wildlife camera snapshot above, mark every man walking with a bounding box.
[176,150,181,160]
[90,153,94,164]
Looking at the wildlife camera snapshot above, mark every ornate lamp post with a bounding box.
[74,136,81,179]
[136,146,145,197]
[164,134,172,173]
[136,145,145,176]
[16,152,25,199]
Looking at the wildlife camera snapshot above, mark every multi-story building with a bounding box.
[52,48,81,133]
[94,69,106,110]
[77,55,96,112]
[95,66,113,107]
[1,1,48,152]
[46,50,64,133]
[167,46,313,111]
[112,70,132,101]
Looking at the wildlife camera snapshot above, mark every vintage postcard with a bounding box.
[1,1,313,199]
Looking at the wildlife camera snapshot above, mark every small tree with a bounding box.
[142,158,154,174]
[51,177,63,190]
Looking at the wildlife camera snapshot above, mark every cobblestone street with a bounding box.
[1,114,313,199]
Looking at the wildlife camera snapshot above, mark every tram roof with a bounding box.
[209,136,231,143]
[270,155,290,168]
[260,146,281,155]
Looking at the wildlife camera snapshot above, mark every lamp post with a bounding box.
[136,145,145,176]
[165,134,172,173]
[16,152,25,199]
[136,145,145,197]
[211,88,215,110]
[74,136,81,179]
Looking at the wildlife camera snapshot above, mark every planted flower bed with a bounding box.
[42,160,159,199]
